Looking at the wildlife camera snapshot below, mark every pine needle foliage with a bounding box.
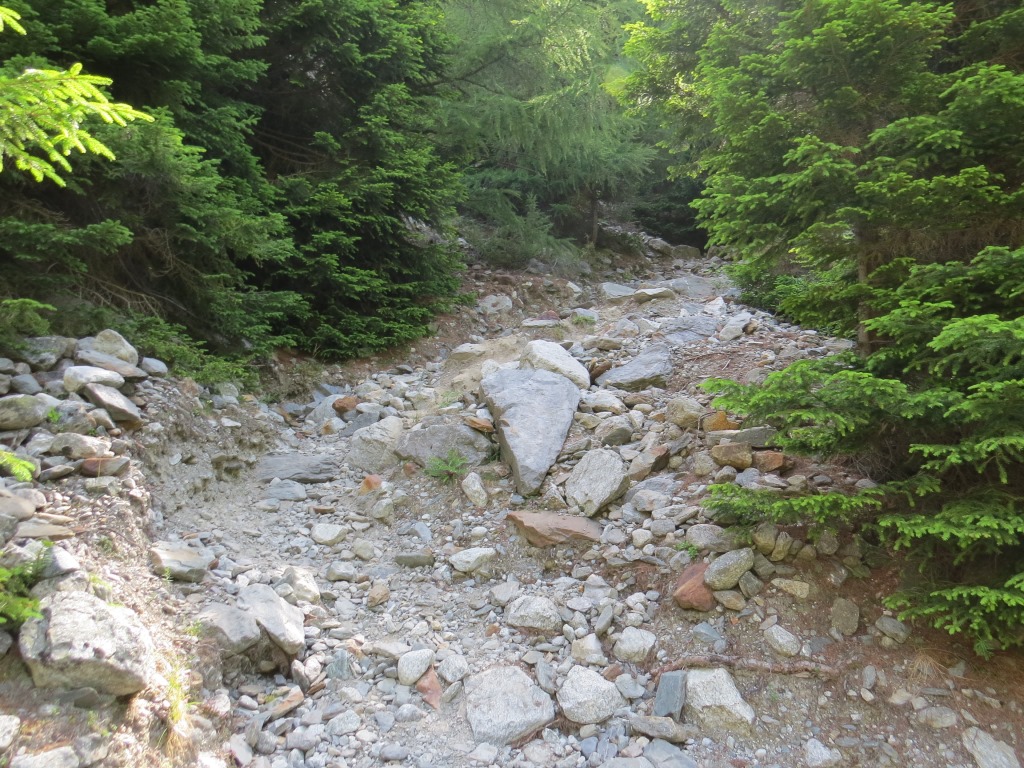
[630,0,1024,653]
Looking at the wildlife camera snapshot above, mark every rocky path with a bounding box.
[0,248,1021,768]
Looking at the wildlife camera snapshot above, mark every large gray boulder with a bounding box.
[565,449,630,516]
[0,394,49,430]
[596,344,673,391]
[195,603,261,657]
[19,591,155,695]
[11,336,75,371]
[395,420,493,468]
[660,316,720,347]
[237,583,305,655]
[81,384,142,428]
[63,365,126,394]
[466,667,555,745]
[347,415,404,472]
[79,329,139,365]
[481,368,580,495]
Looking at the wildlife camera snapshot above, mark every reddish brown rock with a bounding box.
[752,450,786,473]
[79,456,131,477]
[506,511,602,547]
[332,395,361,414]
[672,563,716,612]
[703,411,741,431]
[710,441,753,470]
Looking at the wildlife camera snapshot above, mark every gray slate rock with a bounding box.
[653,670,686,719]
[704,548,754,590]
[149,542,215,582]
[804,738,842,768]
[764,624,801,657]
[565,448,630,516]
[81,384,142,427]
[875,615,910,643]
[465,666,555,745]
[237,584,305,655]
[684,524,739,553]
[48,433,109,460]
[73,349,147,379]
[395,421,493,468]
[660,316,719,347]
[962,727,1021,768]
[19,591,154,695]
[597,344,672,391]
[481,368,580,495]
[13,336,75,371]
[599,283,636,303]
[0,395,49,430]
[557,665,625,725]
[256,454,338,483]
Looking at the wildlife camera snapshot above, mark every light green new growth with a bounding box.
[0,5,152,186]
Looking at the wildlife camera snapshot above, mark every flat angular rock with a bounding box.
[449,547,497,573]
[14,521,74,540]
[79,456,130,477]
[599,282,636,303]
[63,365,126,394]
[149,542,215,582]
[48,433,109,460]
[672,563,715,612]
[522,340,590,389]
[506,595,562,633]
[653,670,686,719]
[195,603,261,656]
[80,329,139,365]
[19,591,154,695]
[557,665,625,724]
[348,415,404,472]
[277,566,320,604]
[628,715,698,745]
[481,368,580,495]
[565,448,629,516]
[704,548,754,590]
[395,421,492,468]
[81,384,142,428]
[466,667,554,745]
[506,511,602,547]
[256,453,339,483]
[0,394,49,430]
[686,668,755,733]
[596,344,672,391]
[661,316,719,346]
[237,584,305,655]
[74,349,147,379]
[962,727,1021,768]
[461,472,488,507]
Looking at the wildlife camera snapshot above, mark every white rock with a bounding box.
[613,627,657,663]
[685,668,755,733]
[397,648,435,685]
[278,566,320,604]
[0,714,20,751]
[461,471,488,507]
[804,738,842,768]
[437,654,470,684]
[557,665,626,724]
[522,340,590,389]
[449,547,497,574]
[347,415,404,472]
[465,667,554,745]
[764,624,801,657]
[63,365,125,394]
[962,727,1021,768]
[311,523,347,546]
[506,595,563,633]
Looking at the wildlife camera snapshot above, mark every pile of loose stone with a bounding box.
[0,252,1021,768]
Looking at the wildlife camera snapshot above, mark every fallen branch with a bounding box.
[655,654,846,680]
